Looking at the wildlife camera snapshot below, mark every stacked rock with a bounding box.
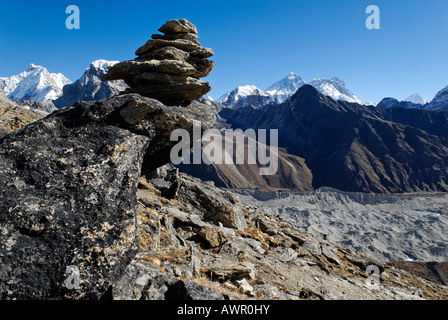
[102,19,214,105]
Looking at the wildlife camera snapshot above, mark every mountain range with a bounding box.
[217,72,362,109]
[2,63,448,114]
[217,72,448,113]
[0,60,127,108]
[378,87,448,112]
[217,85,448,193]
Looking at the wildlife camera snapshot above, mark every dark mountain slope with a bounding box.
[220,85,448,193]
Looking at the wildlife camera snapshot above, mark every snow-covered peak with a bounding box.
[376,97,423,110]
[217,73,363,109]
[79,59,120,85]
[0,64,71,101]
[27,63,43,72]
[89,59,120,73]
[266,72,306,104]
[53,59,128,108]
[309,77,362,104]
[404,93,428,105]
[217,85,271,109]
[235,85,268,97]
[426,85,448,111]
[218,85,267,103]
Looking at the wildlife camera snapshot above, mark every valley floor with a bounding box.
[232,188,448,263]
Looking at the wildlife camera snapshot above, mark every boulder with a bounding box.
[0,94,216,299]
[158,19,198,35]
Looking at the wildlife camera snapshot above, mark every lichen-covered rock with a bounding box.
[0,94,216,299]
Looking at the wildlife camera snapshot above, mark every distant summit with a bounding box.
[0,64,71,101]
[309,77,362,104]
[404,93,428,105]
[266,72,306,104]
[426,85,448,111]
[377,87,448,112]
[53,59,128,108]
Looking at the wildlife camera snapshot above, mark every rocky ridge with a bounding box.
[103,19,214,105]
[220,85,448,193]
[117,168,448,300]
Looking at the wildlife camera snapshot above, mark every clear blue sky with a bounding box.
[1,0,447,103]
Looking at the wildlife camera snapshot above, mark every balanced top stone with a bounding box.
[102,19,213,105]
[159,19,198,35]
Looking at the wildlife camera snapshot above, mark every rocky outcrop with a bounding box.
[129,170,448,300]
[0,94,216,299]
[0,90,48,139]
[103,19,214,105]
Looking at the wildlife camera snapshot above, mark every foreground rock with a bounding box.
[103,19,214,105]
[0,94,216,299]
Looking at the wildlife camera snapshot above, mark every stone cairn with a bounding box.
[102,19,214,105]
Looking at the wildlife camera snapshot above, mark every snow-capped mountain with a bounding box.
[53,59,128,108]
[404,93,428,105]
[217,85,271,109]
[376,97,423,110]
[309,77,362,104]
[217,73,362,109]
[0,64,71,101]
[266,72,306,104]
[426,85,448,111]
[376,88,448,111]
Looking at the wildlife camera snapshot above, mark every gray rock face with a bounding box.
[177,174,248,231]
[103,19,214,105]
[53,60,128,108]
[0,94,216,299]
[113,258,227,300]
